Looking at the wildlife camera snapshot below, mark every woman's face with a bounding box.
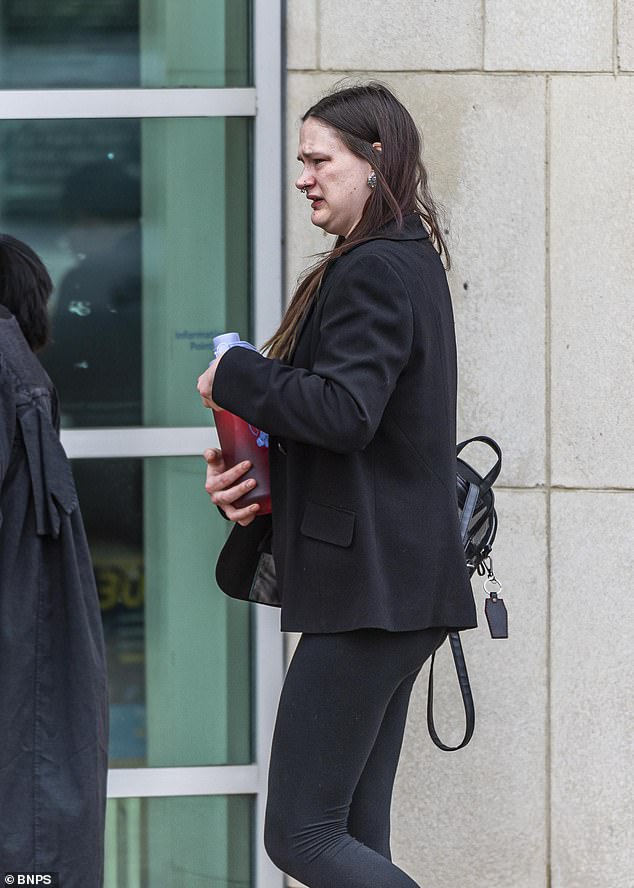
[296,117,374,238]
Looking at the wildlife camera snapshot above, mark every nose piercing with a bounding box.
[300,187,307,194]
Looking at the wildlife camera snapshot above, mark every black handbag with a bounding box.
[427,435,506,751]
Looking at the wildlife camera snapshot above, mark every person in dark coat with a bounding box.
[0,235,108,886]
[198,83,476,887]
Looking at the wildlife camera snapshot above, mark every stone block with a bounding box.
[392,490,548,888]
[550,76,634,487]
[286,73,547,487]
[620,0,634,69]
[391,75,546,486]
[550,491,634,888]
[485,0,614,71]
[286,0,318,71]
[319,0,482,71]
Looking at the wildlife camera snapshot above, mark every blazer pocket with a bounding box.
[300,501,356,548]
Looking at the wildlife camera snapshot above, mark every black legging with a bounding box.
[264,626,447,887]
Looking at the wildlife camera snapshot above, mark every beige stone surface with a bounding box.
[550,76,634,487]
[286,71,547,486]
[286,0,318,71]
[319,0,482,71]
[550,491,634,888]
[485,0,614,71]
[620,0,634,69]
[392,490,548,888]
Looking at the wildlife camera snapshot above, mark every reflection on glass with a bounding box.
[77,457,145,764]
[48,155,143,426]
[0,116,251,428]
[104,795,252,887]
[0,0,251,88]
[73,457,252,768]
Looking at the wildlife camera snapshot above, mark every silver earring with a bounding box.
[367,170,377,190]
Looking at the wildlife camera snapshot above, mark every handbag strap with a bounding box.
[459,481,480,545]
[427,631,475,751]
[428,436,502,751]
[457,436,502,493]
[429,473,479,751]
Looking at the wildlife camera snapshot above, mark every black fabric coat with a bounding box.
[214,215,477,634]
[0,308,108,885]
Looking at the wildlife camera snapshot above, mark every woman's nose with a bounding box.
[296,171,313,191]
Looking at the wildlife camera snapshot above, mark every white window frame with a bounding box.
[0,3,285,886]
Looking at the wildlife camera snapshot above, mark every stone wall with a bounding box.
[284,2,634,886]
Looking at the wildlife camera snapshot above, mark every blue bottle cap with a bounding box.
[213,332,243,358]
[213,332,257,359]
[213,332,241,352]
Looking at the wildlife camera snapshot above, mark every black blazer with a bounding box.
[213,214,476,633]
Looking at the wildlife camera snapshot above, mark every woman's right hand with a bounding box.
[203,448,261,526]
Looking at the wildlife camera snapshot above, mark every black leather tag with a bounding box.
[485,597,508,638]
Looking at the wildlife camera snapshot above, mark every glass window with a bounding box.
[0,116,251,428]
[75,457,252,768]
[0,0,251,88]
[104,795,252,887]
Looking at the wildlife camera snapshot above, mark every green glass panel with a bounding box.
[140,116,252,428]
[104,795,252,887]
[0,116,251,428]
[0,0,251,88]
[74,456,252,768]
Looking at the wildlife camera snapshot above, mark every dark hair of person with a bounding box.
[265,82,449,360]
[0,234,53,351]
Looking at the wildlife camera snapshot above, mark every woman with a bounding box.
[198,83,476,887]
[0,235,108,887]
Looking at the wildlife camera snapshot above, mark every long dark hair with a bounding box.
[0,234,53,351]
[265,82,448,360]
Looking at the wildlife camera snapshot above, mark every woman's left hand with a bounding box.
[197,358,221,409]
